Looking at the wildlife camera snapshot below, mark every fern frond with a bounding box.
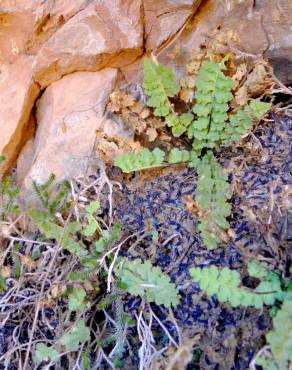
[223,99,271,143]
[28,209,87,257]
[195,151,231,249]
[68,287,86,312]
[256,299,292,370]
[114,148,165,173]
[0,276,6,292]
[116,258,180,308]
[143,58,179,117]
[189,60,234,153]
[12,243,21,280]
[32,175,69,215]
[84,200,101,237]
[190,263,284,308]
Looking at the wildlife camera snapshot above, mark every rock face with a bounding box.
[33,1,143,87]
[160,0,292,84]
[144,0,203,51]
[20,69,118,200]
[0,56,40,174]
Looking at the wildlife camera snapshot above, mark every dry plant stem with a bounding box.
[8,235,55,247]
[168,308,182,346]
[149,306,179,348]
[22,243,62,370]
[249,345,271,370]
[136,310,156,370]
[97,229,146,292]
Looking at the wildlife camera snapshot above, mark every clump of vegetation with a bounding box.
[0,38,290,370]
[114,57,270,249]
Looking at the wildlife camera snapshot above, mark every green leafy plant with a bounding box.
[29,177,87,256]
[143,58,179,118]
[83,200,101,237]
[0,276,6,292]
[28,208,87,257]
[195,151,231,249]
[256,299,292,370]
[33,320,91,364]
[0,156,20,220]
[189,59,235,153]
[190,262,286,308]
[59,320,90,352]
[68,287,87,312]
[116,258,180,308]
[114,58,270,249]
[143,59,195,137]
[34,343,60,364]
[32,174,69,216]
[114,148,165,173]
[68,222,121,281]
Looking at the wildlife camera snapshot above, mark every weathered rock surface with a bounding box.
[19,69,118,194]
[0,1,90,59]
[0,56,40,174]
[32,1,143,87]
[260,0,292,84]
[160,0,292,84]
[144,0,202,51]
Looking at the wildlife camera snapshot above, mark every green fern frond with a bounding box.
[32,175,69,215]
[190,263,284,308]
[84,200,101,237]
[68,287,86,312]
[256,299,292,370]
[12,243,21,280]
[114,148,165,173]
[0,276,6,292]
[223,99,271,143]
[0,175,20,220]
[116,258,180,308]
[189,60,234,153]
[143,58,179,117]
[28,209,87,257]
[195,151,231,249]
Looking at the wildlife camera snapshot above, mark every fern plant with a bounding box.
[190,261,286,308]
[256,299,292,370]
[32,174,69,216]
[116,258,180,308]
[114,58,270,249]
